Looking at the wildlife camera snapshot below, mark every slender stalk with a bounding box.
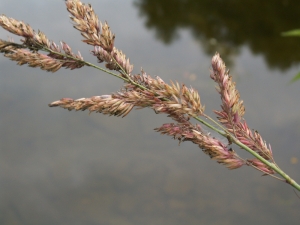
[3,39,300,191]
[42,44,129,82]
[86,55,300,191]
[100,56,300,191]
[48,48,300,191]
[193,115,300,191]
[235,139,300,190]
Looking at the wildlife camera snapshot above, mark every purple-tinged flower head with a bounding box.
[92,46,133,74]
[65,0,115,52]
[0,15,53,50]
[211,53,245,125]
[4,49,62,72]
[92,46,111,63]
[155,122,244,170]
[0,13,85,72]
[111,48,133,74]
[65,0,102,46]
[155,123,194,142]
[2,37,85,72]
[126,70,167,91]
[211,53,273,161]
[247,159,275,174]
[192,130,245,169]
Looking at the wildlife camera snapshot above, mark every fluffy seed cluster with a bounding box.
[49,95,134,117]
[49,72,204,119]
[65,0,114,51]
[0,15,34,38]
[0,15,84,72]
[65,0,133,74]
[92,46,133,74]
[128,71,205,117]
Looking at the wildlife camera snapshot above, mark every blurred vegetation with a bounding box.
[282,29,300,82]
[134,0,300,70]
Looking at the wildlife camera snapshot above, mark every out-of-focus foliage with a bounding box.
[282,29,300,37]
[289,72,300,83]
[135,0,300,71]
[282,29,300,83]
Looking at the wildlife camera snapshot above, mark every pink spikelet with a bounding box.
[211,53,273,161]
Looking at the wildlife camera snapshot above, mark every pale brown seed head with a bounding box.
[0,15,34,38]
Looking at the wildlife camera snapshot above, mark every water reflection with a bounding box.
[134,0,300,70]
[1,0,300,225]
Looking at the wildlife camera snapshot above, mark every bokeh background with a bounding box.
[1,0,300,224]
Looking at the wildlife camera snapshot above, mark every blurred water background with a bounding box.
[1,0,300,224]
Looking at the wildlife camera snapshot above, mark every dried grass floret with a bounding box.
[0,15,84,72]
[65,0,115,52]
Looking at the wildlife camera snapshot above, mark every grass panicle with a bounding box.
[0,0,299,192]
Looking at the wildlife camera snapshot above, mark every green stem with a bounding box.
[84,52,300,191]
[44,46,129,82]
[235,138,300,191]
[19,41,300,191]
[4,41,128,82]
[192,115,300,191]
